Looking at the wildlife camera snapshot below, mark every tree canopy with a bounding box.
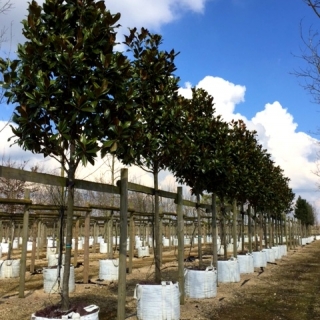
[121,28,182,282]
[295,195,316,226]
[0,0,141,309]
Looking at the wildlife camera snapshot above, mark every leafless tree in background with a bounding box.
[0,156,40,213]
[293,1,320,103]
[0,0,13,49]
[0,0,13,114]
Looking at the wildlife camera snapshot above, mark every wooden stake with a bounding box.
[30,219,37,273]
[83,208,90,284]
[19,189,30,298]
[211,193,218,269]
[36,220,41,260]
[177,187,184,305]
[74,218,79,266]
[128,213,134,274]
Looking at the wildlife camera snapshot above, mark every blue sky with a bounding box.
[160,0,320,135]
[1,0,320,213]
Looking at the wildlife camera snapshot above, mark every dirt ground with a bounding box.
[0,241,320,320]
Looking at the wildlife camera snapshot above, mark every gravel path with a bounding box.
[205,240,320,320]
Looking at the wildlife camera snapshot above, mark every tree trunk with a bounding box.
[61,143,76,310]
[117,168,128,320]
[222,215,227,260]
[248,205,252,253]
[232,200,238,258]
[241,204,245,253]
[153,164,161,283]
[259,212,263,250]
[197,193,202,265]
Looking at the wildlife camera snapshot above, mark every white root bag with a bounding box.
[262,248,275,263]
[237,254,254,274]
[0,259,20,278]
[43,265,75,293]
[134,281,180,320]
[252,251,267,268]
[99,259,119,281]
[137,246,150,258]
[185,266,217,299]
[217,258,240,283]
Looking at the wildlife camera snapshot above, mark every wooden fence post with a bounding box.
[83,207,90,284]
[177,186,184,305]
[30,219,37,274]
[211,193,218,269]
[232,200,238,258]
[128,213,134,274]
[0,220,2,243]
[19,189,30,298]
[159,214,163,267]
[108,214,113,259]
[117,168,128,320]
[73,218,79,266]
[36,220,41,260]
[168,220,171,250]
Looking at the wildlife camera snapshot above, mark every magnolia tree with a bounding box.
[119,28,181,282]
[167,87,230,264]
[0,0,140,310]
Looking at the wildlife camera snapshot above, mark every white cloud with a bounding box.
[107,0,206,32]
[178,82,193,99]
[160,173,178,191]
[179,77,320,214]
[180,76,247,122]
[0,121,155,188]
[0,121,56,170]
[0,0,209,54]
[250,101,318,191]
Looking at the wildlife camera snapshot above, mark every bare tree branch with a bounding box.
[304,0,320,18]
[0,0,13,106]
[292,18,320,104]
[0,0,13,15]
[0,0,13,46]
